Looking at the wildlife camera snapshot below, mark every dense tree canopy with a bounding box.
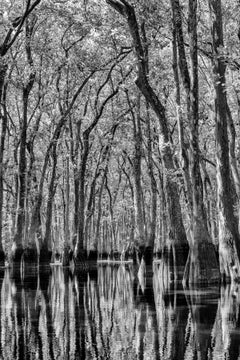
[0,0,240,284]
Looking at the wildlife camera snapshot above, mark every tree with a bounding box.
[12,17,37,263]
[171,0,219,285]
[106,0,189,277]
[0,0,42,265]
[208,0,240,282]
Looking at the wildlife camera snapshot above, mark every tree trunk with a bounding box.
[0,71,7,264]
[42,147,58,263]
[94,169,106,257]
[73,172,80,249]
[145,105,157,263]
[209,0,240,282]
[132,95,145,255]
[12,94,28,261]
[12,92,30,263]
[85,171,98,260]
[88,125,117,261]
[12,19,36,264]
[74,76,123,264]
[75,131,89,263]
[171,0,219,285]
[62,156,71,266]
[107,0,189,280]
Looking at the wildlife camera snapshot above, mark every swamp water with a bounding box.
[0,264,239,359]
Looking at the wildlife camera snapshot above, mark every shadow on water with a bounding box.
[1,265,240,359]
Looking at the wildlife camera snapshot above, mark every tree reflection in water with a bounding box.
[1,266,240,359]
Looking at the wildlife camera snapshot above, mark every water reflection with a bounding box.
[1,265,240,359]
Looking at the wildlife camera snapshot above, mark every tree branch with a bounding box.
[1,0,41,56]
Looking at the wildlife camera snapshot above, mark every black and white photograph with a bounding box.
[0,0,239,359]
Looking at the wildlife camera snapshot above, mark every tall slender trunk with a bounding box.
[85,172,98,259]
[76,131,89,260]
[0,73,7,264]
[105,178,117,255]
[62,156,70,265]
[171,0,219,285]
[43,147,58,262]
[12,19,36,263]
[0,3,42,264]
[94,173,106,255]
[12,89,30,261]
[209,0,240,282]
[74,69,125,263]
[107,1,188,279]
[145,105,157,263]
[73,171,80,248]
[29,72,94,262]
[226,104,240,230]
[141,22,157,260]
[64,156,70,242]
[132,96,145,252]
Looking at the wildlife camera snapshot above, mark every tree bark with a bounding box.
[62,156,71,266]
[171,0,219,285]
[42,148,58,263]
[0,0,42,264]
[28,71,94,263]
[0,74,8,264]
[107,0,188,279]
[130,94,145,253]
[209,0,240,282]
[12,19,36,263]
[75,130,89,262]
[145,106,157,262]
[74,64,129,264]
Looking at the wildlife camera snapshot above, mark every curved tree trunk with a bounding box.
[74,66,127,265]
[0,0,42,265]
[209,0,240,282]
[12,19,36,264]
[107,0,189,282]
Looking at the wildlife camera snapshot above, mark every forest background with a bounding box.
[0,0,240,285]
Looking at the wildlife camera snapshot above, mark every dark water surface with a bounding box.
[0,264,239,359]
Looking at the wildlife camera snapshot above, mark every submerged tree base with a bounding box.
[23,247,38,264]
[183,242,220,286]
[100,252,109,260]
[143,246,154,266]
[135,245,154,266]
[0,250,5,266]
[160,243,189,285]
[75,250,88,271]
[11,244,24,264]
[88,249,98,262]
[62,245,71,266]
[219,242,240,284]
[39,247,52,264]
